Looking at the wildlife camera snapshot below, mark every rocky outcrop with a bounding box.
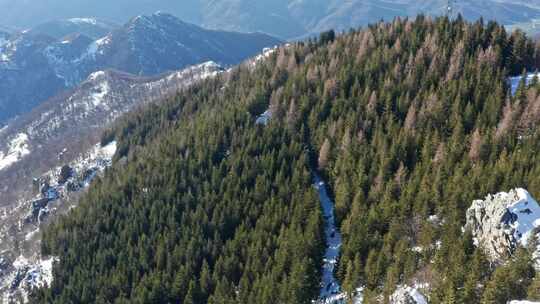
[466,189,540,262]
[390,285,428,304]
[2,256,56,303]
[24,198,50,224]
[0,141,117,302]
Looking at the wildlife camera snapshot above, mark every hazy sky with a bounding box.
[1,1,539,39]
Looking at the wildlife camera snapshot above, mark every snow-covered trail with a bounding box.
[313,173,347,304]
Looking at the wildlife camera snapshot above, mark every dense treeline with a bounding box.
[34,15,540,303]
[34,64,326,303]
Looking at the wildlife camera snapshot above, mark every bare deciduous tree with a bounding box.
[318,138,331,170]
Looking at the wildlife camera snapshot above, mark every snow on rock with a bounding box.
[21,141,116,225]
[98,140,117,158]
[510,73,540,95]
[68,18,98,25]
[466,188,540,262]
[74,71,111,110]
[82,35,110,60]
[94,35,111,48]
[67,140,116,188]
[390,285,428,304]
[256,110,272,125]
[254,47,277,63]
[509,301,540,304]
[0,133,30,171]
[2,255,57,303]
[165,61,221,82]
[247,45,287,68]
[0,141,116,302]
[352,288,364,304]
[88,70,105,81]
[145,61,223,93]
[89,78,110,107]
[198,61,222,78]
[16,256,55,289]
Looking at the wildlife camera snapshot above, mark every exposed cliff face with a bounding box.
[466,189,540,262]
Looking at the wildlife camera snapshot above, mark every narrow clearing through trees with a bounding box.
[313,173,346,304]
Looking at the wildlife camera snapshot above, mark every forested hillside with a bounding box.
[33,16,540,303]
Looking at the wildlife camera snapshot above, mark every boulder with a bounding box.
[465,188,540,262]
[24,198,49,224]
[390,285,427,304]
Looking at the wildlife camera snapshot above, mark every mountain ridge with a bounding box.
[0,60,225,302]
[30,16,540,304]
[0,12,281,124]
[2,1,540,39]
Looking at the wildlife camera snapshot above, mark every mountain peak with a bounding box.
[127,12,191,31]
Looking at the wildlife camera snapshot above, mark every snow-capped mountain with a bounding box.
[1,0,540,39]
[86,12,281,76]
[0,61,223,302]
[25,18,118,40]
[0,12,281,124]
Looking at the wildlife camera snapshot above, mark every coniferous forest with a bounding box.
[32,16,540,303]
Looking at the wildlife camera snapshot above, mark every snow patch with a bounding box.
[509,301,540,304]
[466,188,540,263]
[197,61,222,79]
[3,255,57,303]
[251,46,278,67]
[24,228,39,241]
[0,133,30,171]
[166,61,221,82]
[70,141,116,188]
[95,35,111,48]
[509,73,540,95]
[83,35,110,59]
[85,78,110,108]
[509,189,540,247]
[313,174,349,303]
[88,70,106,82]
[256,110,272,125]
[68,18,98,25]
[99,140,117,159]
[390,285,428,304]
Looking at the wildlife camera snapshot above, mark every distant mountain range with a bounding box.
[1,0,540,39]
[0,12,280,124]
[26,18,118,40]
